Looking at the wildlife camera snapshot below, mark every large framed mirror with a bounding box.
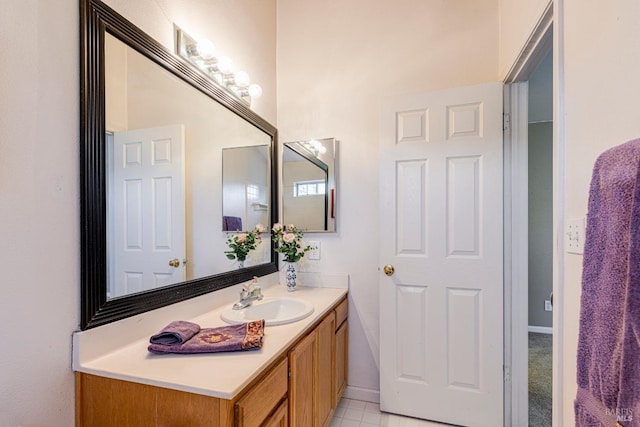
[81,0,278,329]
[282,138,338,232]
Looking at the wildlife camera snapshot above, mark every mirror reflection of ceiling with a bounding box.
[105,33,271,299]
[282,138,337,233]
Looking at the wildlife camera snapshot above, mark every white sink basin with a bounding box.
[220,297,314,326]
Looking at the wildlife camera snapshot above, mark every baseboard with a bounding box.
[344,385,380,403]
[528,325,553,334]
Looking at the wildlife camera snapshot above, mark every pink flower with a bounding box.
[287,224,295,231]
[237,233,247,243]
[283,233,296,243]
[255,224,265,233]
[272,223,282,232]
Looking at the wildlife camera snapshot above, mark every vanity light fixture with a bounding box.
[175,26,262,107]
[301,139,327,157]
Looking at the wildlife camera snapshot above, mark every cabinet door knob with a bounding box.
[383,264,395,276]
[169,258,180,268]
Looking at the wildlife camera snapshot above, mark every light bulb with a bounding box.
[196,39,216,60]
[248,84,262,98]
[218,56,234,74]
[234,71,250,88]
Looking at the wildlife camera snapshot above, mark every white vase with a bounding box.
[285,262,297,291]
[237,259,245,269]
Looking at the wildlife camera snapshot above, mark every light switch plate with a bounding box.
[308,241,320,260]
[566,217,586,254]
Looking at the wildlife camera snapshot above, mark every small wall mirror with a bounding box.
[282,138,338,232]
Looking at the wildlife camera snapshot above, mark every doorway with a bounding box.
[503,2,559,425]
[527,49,553,426]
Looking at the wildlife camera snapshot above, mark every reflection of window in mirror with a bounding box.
[294,180,326,197]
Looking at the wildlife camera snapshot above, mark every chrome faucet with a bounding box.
[233,276,263,310]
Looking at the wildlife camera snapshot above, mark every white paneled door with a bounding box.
[110,125,186,298]
[379,83,504,426]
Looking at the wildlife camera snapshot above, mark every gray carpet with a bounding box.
[529,332,552,426]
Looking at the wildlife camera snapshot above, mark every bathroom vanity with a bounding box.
[74,286,348,427]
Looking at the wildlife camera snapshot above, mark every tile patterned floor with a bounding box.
[330,398,450,427]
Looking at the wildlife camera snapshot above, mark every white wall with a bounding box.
[277,0,500,398]
[0,1,276,425]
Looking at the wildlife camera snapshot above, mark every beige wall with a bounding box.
[277,0,500,397]
[0,1,276,425]
[0,1,78,425]
[499,0,550,78]
[560,0,640,423]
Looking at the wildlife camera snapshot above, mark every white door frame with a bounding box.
[503,1,565,426]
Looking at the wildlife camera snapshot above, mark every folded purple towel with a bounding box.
[148,320,265,355]
[149,320,200,346]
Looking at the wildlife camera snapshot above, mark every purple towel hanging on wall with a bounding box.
[223,216,242,232]
[575,138,640,427]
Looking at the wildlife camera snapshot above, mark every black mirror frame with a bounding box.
[80,0,278,330]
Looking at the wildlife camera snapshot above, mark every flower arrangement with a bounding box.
[225,224,265,262]
[271,223,312,263]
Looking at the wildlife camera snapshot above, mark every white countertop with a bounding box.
[73,277,348,400]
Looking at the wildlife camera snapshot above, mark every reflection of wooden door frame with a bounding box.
[108,124,186,297]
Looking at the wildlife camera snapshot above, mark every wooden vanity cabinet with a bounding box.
[288,296,347,427]
[235,357,288,427]
[333,297,348,406]
[75,373,235,427]
[288,329,316,426]
[75,296,348,427]
[262,399,288,427]
[316,313,335,427]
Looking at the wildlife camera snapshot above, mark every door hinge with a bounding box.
[503,113,510,131]
[504,365,511,383]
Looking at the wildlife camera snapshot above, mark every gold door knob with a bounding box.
[168,258,180,268]
[383,264,395,276]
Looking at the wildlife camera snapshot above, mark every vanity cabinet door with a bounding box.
[289,329,316,426]
[262,399,288,427]
[235,358,288,427]
[316,314,335,427]
[334,321,348,406]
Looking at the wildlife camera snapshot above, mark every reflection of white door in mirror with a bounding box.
[108,124,186,298]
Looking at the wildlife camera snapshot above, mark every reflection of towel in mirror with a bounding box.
[149,320,200,345]
[223,216,242,231]
[575,139,640,427]
[148,320,264,355]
